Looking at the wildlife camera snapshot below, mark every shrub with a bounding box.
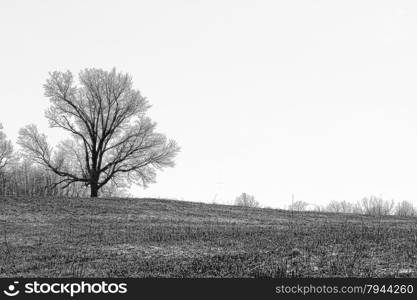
[288,200,309,212]
[326,200,362,214]
[234,193,259,208]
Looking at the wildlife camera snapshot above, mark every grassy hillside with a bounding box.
[1,196,416,277]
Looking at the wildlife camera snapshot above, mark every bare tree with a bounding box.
[288,200,309,212]
[325,200,342,213]
[234,192,259,208]
[325,200,362,214]
[395,200,416,217]
[0,123,13,171]
[18,68,180,197]
[360,196,394,216]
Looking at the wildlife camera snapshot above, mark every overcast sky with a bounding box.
[1,0,417,208]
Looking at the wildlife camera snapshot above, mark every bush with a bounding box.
[234,193,259,208]
[288,200,309,212]
[326,200,362,214]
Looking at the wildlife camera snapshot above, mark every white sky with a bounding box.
[1,0,417,208]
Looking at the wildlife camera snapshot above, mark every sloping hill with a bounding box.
[1,196,416,277]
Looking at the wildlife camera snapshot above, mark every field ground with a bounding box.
[1,196,417,277]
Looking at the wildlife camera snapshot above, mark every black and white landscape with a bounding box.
[1,0,417,278]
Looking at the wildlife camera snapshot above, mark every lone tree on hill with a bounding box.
[0,123,13,171]
[18,68,180,197]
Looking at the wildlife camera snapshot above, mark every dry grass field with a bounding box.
[1,196,416,277]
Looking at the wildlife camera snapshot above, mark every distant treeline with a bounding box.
[232,192,416,217]
[0,159,129,197]
[288,197,416,217]
[1,121,130,197]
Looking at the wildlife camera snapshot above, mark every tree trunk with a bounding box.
[90,182,99,197]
